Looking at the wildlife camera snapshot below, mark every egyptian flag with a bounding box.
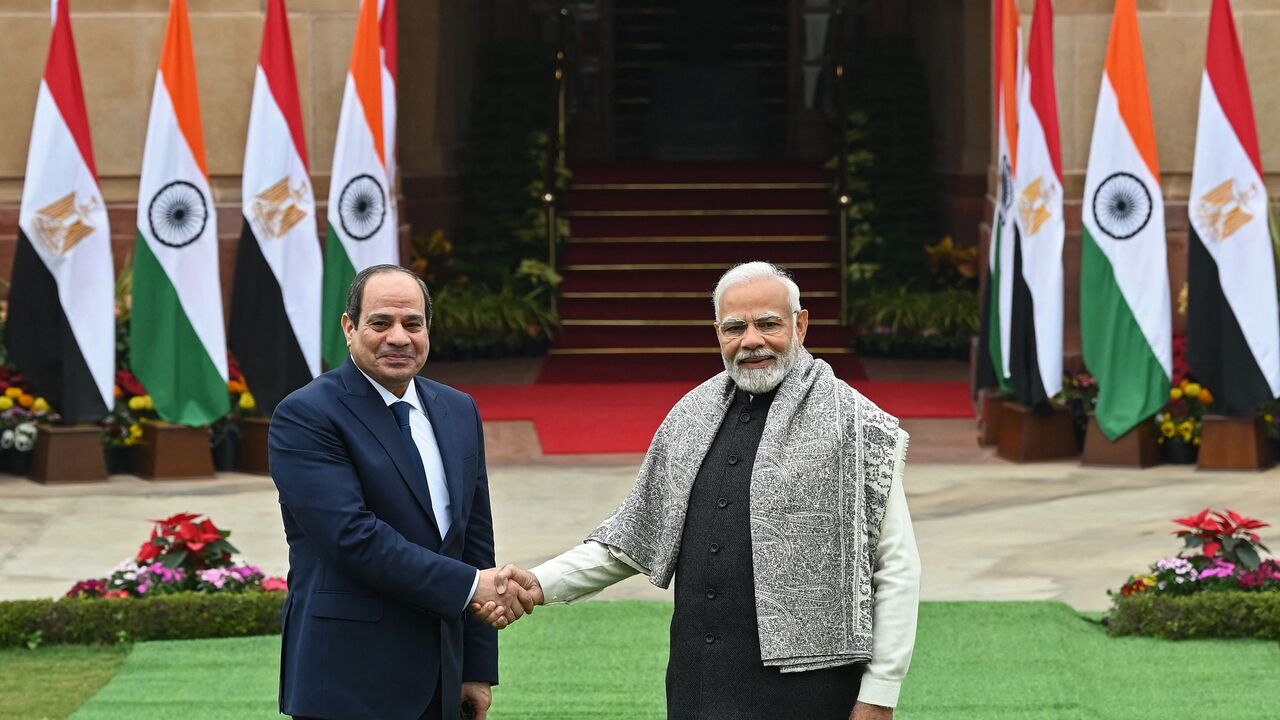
[1186,0,1280,415]
[321,0,397,369]
[9,0,114,424]
[975,0,1020,395]
[1008,0,1064,409]
[1080,0,1171,440]
[229,0,321,416]
[380,0,399,227]
[131,0,229,426]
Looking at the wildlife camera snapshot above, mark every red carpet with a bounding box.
[463,381,973,454]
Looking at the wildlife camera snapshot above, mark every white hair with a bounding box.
[712,261,802,322]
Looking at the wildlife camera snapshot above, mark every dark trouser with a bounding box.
[293,670,443,720]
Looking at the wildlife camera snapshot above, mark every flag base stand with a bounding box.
[996,401,1078,462]
[30,425,108,484]
[237,417,271,475]
[977,389,1009,447]
[1197,416,1273,471]
[1081,416,1159,468]
[137,422,215,481]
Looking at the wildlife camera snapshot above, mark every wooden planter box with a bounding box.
[1198,416,1273,471]
[237,417,271,475]
[30,424,108,484]
[996,401,1078,462]
[137,422,215,481]
[1082,416,1159,468]
[977,389,1009,447]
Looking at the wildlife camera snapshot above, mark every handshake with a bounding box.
[470,564,543,629]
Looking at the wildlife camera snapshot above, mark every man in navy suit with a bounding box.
[269,264,533,720]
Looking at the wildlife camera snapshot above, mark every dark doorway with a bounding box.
[612,0,788,160]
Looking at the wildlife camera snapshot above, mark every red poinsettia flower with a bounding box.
[116,369,148,398]
[1225,509,1269,531]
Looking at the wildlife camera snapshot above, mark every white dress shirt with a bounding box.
[356,362,480,601]
[530,428,921,709]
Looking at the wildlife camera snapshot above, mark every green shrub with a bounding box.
[0,592,285,648]
[1107,591,1280,641]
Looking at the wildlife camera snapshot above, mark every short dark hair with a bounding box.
[345,264,433,327]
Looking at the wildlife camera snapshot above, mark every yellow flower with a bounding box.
[127,424,143,446]
[4,387,22,399]
[239,391,256,412]
[1170,388,1183,400]
[1161,421,1176,438]
[1178,421,1195,442]
[142,396,155,411]
[1193,436,1201,446]
[128,396,147,411]
[0,397,12,411]
[1185,383,1202,398]
[32,398,50,414]
[1266,414,1276,424]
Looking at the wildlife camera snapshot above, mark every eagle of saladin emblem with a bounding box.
[32,191,99,256]
[1195,178,1256,244]
[1017,176,1058,235]
[251,177,312,240]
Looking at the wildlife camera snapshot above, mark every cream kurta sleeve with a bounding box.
[857,428,922,709]
[529,540,643,604]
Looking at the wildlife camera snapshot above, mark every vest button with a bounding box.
[739,412,751,423]
[705,633,715,644]
[717,498,728,508]
[709,543,720,553]
[727,455,739,465]
[706,589,716,600]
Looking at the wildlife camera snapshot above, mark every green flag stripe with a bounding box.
[1081,227,1170,440]
[321,224,357,370]
[987,218,1012,393]
[130,232,230,427]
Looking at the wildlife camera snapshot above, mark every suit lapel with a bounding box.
[417,378,465,544]
[337,360,439,532]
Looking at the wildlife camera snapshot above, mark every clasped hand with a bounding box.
[469,564,543,629]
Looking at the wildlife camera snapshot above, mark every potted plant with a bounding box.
[1054,371,1098,451]
[1155,379,1213,464]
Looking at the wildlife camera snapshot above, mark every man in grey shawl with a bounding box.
[475,261,921,720]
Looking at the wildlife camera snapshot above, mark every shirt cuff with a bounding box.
[857,675,902,709]
[465,570,480,605]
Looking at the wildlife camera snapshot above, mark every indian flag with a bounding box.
[9,0,114,424]
[321,0,397,368]
[1081,0,1171,440]
[976,0,1020,394]
[380,0,398,226]
[131,0,229,426]
[1186,0,1280,415]
[1008,0,1064,406]
[229,0,320,416]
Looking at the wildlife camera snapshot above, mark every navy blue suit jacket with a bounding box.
[268,358,498,720]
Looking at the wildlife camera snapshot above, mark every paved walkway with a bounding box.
[2,424,1275,611]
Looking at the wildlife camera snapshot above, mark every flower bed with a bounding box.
[1107,509,1278,639]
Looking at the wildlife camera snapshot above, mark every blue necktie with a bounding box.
[390,401,433,511]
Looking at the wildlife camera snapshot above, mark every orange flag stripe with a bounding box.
[1105,0,1160,180]
[158,0,209,178]
[999,0,1021,170]
[350,0,385,166]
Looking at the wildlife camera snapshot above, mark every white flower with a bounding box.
[0,430,13,450]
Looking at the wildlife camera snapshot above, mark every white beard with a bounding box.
[723,332,801,394]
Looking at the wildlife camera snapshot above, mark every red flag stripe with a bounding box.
[1204,0,1262,176]
[1027,0,1062,180]
[259,0,309,171]
[380,0,398,82]
[43,0,97,179]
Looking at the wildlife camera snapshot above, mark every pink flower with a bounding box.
[262,577,289,592]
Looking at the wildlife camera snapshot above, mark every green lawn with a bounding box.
[0,643,128,720]
[26,601,1278,719]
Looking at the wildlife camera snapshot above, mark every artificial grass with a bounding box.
[0,643,128,720]
[65,601,1278,719]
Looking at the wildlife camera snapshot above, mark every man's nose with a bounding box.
[385,322,410,345]
[739,323,766,348]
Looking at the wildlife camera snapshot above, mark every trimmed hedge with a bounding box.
[1108,592,1280,641]
[0,592,285,648]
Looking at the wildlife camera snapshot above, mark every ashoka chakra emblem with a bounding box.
[998,156,1014,214]
[339,174,386,241]
[1093,172,1153,241]
[148,180,209,248]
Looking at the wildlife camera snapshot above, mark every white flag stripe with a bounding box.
[136,74,228,380]
[1082,76,1172,378]
[243,66,322,377]
[1190,73,1280,396]
[1013,71,1064,398]
[327,73,397,268]
[18,81,114,409]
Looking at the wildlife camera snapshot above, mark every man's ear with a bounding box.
[795,308,809,345]
[340,313,355,346]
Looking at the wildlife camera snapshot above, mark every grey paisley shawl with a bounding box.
[588,349,906,672]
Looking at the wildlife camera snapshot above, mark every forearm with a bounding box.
[530,540,643,603]
[857,429,921,709]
